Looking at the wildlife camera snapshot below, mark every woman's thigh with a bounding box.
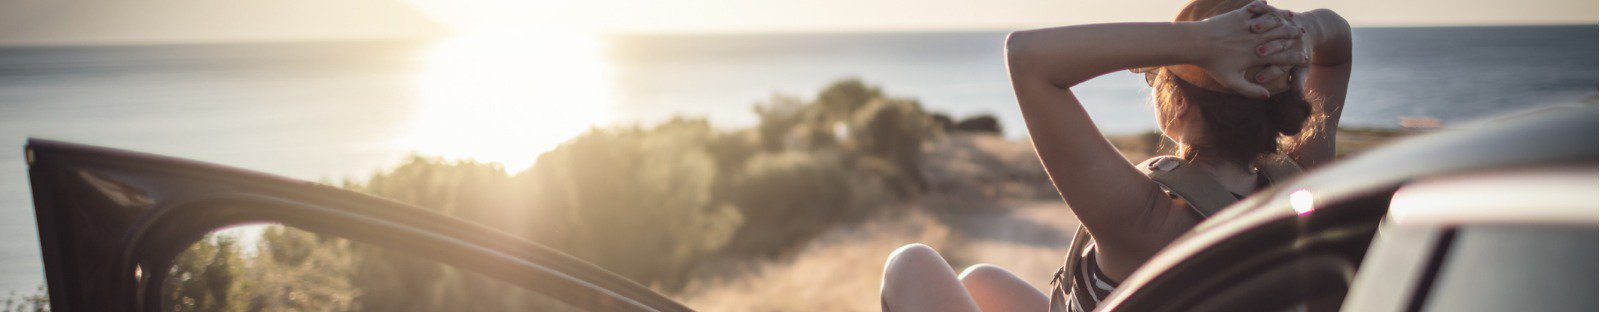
[881,244,981,312]
[959,264,1050,312]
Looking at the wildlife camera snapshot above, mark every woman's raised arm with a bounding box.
[1005,1,1305,276]
[1287,9,1353,170]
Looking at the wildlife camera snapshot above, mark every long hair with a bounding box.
[1151,0,1322,164]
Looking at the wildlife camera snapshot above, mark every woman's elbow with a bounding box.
[1311,9,1350,32]
[1004,30,1059,87]
[1003,30,1036,69]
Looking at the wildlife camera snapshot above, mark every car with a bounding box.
[1094,106,1597,312]
[26,106,1596,311]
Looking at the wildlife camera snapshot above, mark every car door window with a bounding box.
[1415,225,1598,312]
[161,224,584,312]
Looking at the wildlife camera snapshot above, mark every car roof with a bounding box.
[1388,167,1596,227]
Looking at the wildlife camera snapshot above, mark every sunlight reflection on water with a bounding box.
[399,34,617,172]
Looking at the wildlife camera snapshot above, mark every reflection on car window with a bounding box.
[161,224,583,311]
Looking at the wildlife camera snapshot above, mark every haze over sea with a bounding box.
[0,25,1595,293]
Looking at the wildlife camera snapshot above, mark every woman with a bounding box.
[879,0,1351,311]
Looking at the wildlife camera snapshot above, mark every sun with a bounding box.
[398,33,617,172]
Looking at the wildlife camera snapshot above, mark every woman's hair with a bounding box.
[1152,0,1321,164]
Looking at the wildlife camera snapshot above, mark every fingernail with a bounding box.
[1256,73,1265,82]
[1257,46,1267,55]
[1287,12,1294,19]
[1252,24,1260,32]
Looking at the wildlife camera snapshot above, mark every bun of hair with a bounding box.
[1158,71,1319,163]
[1267,93,1314,136]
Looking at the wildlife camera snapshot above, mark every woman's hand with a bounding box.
[1253,8,1315,93]
[1190,1,1308,98]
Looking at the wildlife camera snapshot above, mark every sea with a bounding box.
[0,25,1595,294]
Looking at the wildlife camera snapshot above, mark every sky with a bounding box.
[413,0,1600,34]
[0,0,1594,45]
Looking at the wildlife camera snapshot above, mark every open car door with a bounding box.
[26,139,694,311]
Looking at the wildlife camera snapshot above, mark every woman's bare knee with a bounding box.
[958,263,1021,294]
[958,263,1049,312]
[880,243,981,311]
[958,263,1007,283]
[884,244,946,284]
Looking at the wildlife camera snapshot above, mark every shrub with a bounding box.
[519,118,742,289]
[954,114,1002,135]
[163,236,249,312]
[722,151,854,256]
[753,94,811,152]
[849,98,935,194]
[815,78,883,121]
[929,112,956,131]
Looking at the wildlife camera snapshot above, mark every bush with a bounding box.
[1,286,47,312]
[850,98,934,195]
[954,115,1002,135]
[753,94,812,152]
[163,224,584,311]
[722,151,854,256]
[163,236,249,312]
[815,78,883,121]
[519,118,742,289]
[929,113,956,131]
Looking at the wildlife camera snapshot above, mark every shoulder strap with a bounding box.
[1136,156,1239,218]
[1255,153,1305,184]
[1055,225,1095,311]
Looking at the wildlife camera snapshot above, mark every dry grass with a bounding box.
[676,210,954,311]
[923,133,1060,206]
[674,200,1081,312]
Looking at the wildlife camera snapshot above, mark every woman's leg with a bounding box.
[881,244,981,312]
[959,264,1050,312]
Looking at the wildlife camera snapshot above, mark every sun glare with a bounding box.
[399,33,616,172]
[1290,189,1315,216]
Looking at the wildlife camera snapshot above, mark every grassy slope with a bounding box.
[675,128,1411,311]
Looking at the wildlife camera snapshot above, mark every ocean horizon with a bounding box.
[0,25,1595,294]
